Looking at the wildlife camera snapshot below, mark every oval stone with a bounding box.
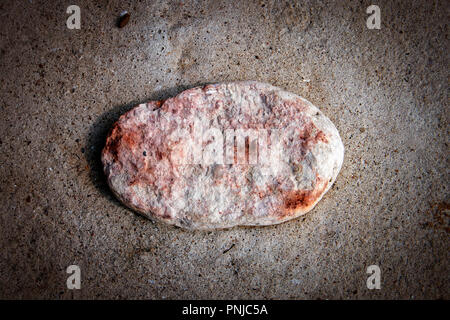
[101,81,344,229]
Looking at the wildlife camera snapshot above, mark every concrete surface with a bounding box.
[0,0,448,299]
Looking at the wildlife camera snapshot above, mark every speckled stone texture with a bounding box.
[0,0,448,299]
[102,81,344,229]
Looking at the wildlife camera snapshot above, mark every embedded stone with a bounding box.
[101,81,344,229]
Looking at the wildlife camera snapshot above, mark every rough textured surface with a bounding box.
[102,81,344,229]
[0,0,448,299]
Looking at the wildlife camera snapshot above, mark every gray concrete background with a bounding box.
[0,0,448,299]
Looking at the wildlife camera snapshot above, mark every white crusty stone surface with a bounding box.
[102,81,344,229]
